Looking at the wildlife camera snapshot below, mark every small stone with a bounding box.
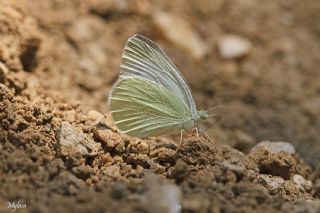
[292,174,312,192]
[153,11,208,60]
[136,165,145,173]
[56,121,101,156]
[98,153,113,166]
[113,156,123,164]
[0,61,9,82]
[128,139,150,154]
[114,141,126,153]
[218,35,251,59]
[125,153,150,168]
[87,110,104,125]
[111,182,127,199]
[102,165,121,179]
[72,165,92,179]
[182,196,209,212]
[94,129,123,149]
[256,174,284,193]
[221,146,246,161]
[231,130,255,152]
[91,0,151,16]
[78,74,104,91]
[251,141,296,155]
[170,159,188,183]
[150,162,166,174]
[222,161,246,177]
[0,61,9,75]
[150,147,175,164]
[143,174,182,213]
[0,83,13,101]
[104,113,114,127]
[63,110,77,122]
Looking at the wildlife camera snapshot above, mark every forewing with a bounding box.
[109,78,192,137]
[120,34,197,116]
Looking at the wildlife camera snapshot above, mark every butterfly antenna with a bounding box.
[208,113,216,118]
[207,105,235,115]
[207,105,225,117]
[207,104,225,112]
[207,104,235,111]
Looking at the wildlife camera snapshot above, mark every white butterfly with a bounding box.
[109,34,214,138]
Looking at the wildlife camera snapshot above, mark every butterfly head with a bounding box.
[198,110,209,120]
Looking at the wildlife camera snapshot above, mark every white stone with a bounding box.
[57,121,101,156]
[293,174,312,191]
[153,11,208,60]
[142,174,182,213]
[250,141,296,155]
[257,174,284,191]
[87,110,104,125]
[218,35,252,59]
[0,61,9,75]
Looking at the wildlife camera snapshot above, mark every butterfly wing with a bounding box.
[120,34,197,116]
[109,78,193,137]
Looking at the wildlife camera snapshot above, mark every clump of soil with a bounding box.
[1,1,320,212]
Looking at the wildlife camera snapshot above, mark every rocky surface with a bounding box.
[1,1,320,212]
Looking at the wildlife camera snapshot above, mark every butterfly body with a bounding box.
[184,110,209,129]
[109,34,209,138]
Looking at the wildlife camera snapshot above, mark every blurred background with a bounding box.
[2,0,320,165]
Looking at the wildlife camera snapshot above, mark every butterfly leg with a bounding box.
[180,129,184,144]
[199,128,213,143]
[195,127,200,138]
[193,127,204,142]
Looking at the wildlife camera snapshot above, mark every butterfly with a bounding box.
[108,34,216,138]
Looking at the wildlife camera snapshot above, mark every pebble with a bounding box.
[292,174,312,192]
[218,35,252,59]
[56,121,101,156]
[250,141,296,155]
[71,165,92,179]
[153,11,208,60]
[91,0,151,16]
[143,174,182,213]
[0,61,9,75]
[222,161,246,176]
[256,174,284,192]
[113,156,123,164]
[111,182,127,199]
[231,130,255,152]
[102,165,121,179]
[128,139,150,154]
[0,83,12,101]
[170,159,188,183]
[63,110,77,122]
[87,110,104,125]
[150,161,166,174]
[94,129,123,149]
[98,153,113,166]
[67,16,105,44]
[182,196,210,212]
[104,113,115,127]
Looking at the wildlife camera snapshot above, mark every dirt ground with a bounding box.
[1,0,320,212]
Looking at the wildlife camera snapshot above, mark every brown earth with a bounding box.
[1,0,320,212]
